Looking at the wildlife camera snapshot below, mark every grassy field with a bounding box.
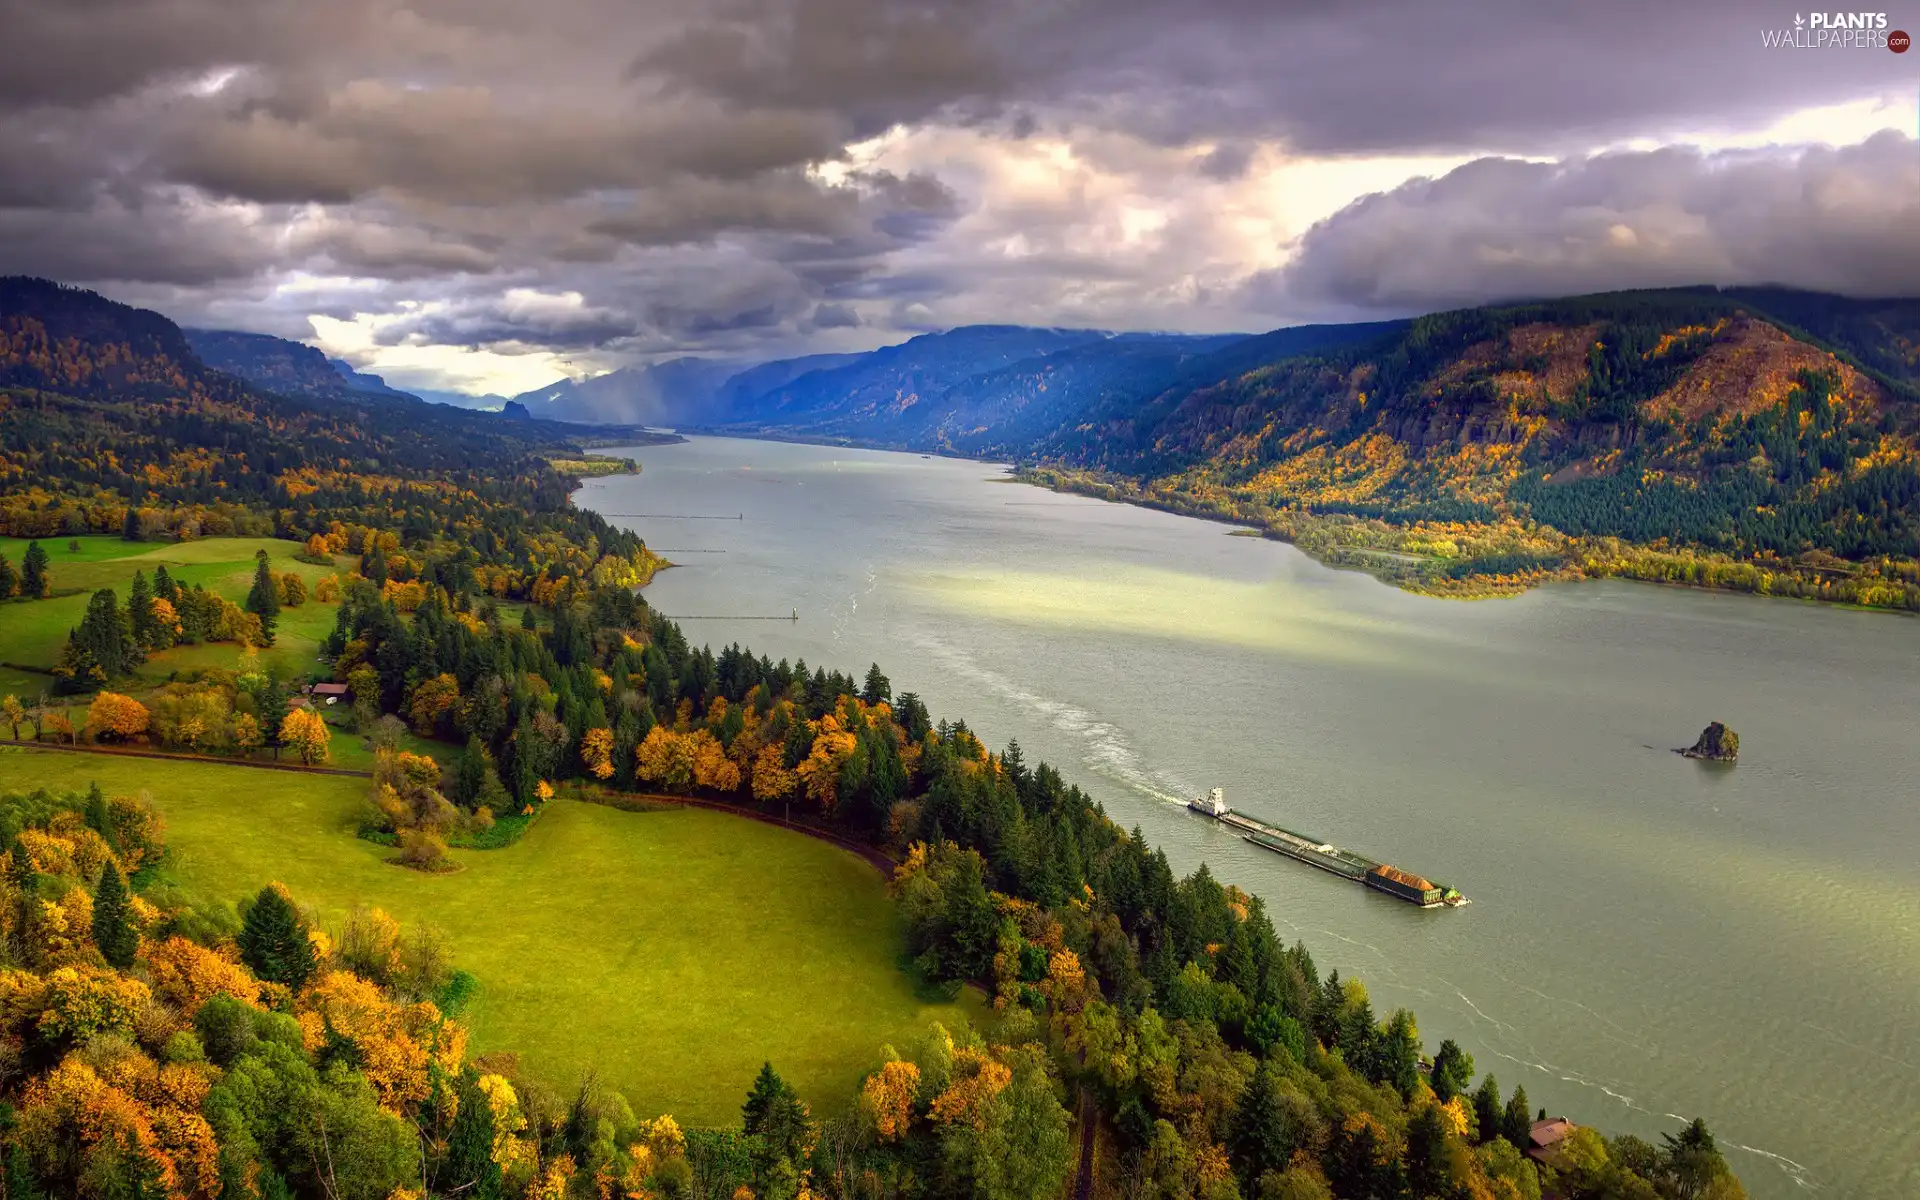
[0,747,974,1123]
[0,535,349,690]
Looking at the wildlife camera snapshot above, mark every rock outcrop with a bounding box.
[1677,722,1739,762]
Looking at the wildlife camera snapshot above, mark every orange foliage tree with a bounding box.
[85,691,150,743]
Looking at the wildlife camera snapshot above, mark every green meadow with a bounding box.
[0,535,347,690]
[0,747,975,1123]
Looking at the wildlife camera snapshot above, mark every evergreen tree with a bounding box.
[238,884,317,988]
[71,588,138,677]
[4,1142,46,1200]
[246,550,280,646]
[92,859,138,968]
[1228,1058,1295,1186]
[520,605,537,631]
[84,782,115,848]
[441,1072,504,1200]
[742,1063,809,1175]
[152,565,178,604]
[128,571,160,650]
[861,663,891,705]
[20,540,48,598]
[1380,1008,1422,1098]
[1472,1074,1503,1144]
[450,735,492,809]
[122,507,142,541]
[1430,1039,1474,1104]
[1502,1083,1533,1149]
[0,551,16,600]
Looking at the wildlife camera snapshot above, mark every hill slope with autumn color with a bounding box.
[0,277,659,601]
[1025,288,1920,607]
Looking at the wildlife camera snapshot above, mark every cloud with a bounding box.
[1267,132,1920,313]
[0,0,1913,394]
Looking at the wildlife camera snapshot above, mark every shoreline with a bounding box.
[593,430,1920,616]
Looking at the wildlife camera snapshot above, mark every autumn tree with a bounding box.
[408,673,462,736]
[2,694,23,739]
[280,707,332,765]
[579,726,616,780]
[279,572,307,607]
[245,548,280,645]
[21,539,49,598]
[0,552,17,600]
[239,883,317,988]
[86,691,150,743]
[91,859,138,968]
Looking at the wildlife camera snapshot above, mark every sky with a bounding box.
[1,0,1916,396]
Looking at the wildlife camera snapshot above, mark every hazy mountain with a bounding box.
[513,357,750,425]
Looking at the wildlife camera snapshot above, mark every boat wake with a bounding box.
[920,637,1191,805]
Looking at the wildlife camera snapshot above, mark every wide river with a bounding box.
[580,435,1920,1199]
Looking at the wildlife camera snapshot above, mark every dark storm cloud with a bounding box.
[0,0,1911,374]
[1267,132,1920,313]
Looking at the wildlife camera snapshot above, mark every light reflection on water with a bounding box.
[581,436,1920,1199]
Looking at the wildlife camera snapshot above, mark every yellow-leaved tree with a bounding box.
[280,708,332,765]
[86,692,150,743]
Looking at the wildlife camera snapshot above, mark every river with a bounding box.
[578,435,1920,1199]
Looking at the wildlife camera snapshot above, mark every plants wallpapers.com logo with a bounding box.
[1761,11,1909,48]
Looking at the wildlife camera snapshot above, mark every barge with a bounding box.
[1188,789,1468,908]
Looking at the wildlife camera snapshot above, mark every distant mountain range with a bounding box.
[14,276,1920,602]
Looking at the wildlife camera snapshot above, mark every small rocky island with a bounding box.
[1677,721,1740,763]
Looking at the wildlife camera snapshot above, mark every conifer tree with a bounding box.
[246,549,280,646]
[84,781,114,848]
[441,1072,504,1200]
[1473,1074,1503,1144]
[1502,1083,1533,1149]
[20,539,49,598]
[128,570,160,649]
[92,859,138,968]
[122,507,142,541]
[4,1143,46,1200]
[238,884,316,988]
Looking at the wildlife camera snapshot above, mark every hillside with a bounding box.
[711,324,1117,436]
[0,277,651,582]
[184,326,423,403]
[1028,289,1920,607]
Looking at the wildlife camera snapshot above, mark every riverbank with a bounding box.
[1018,464,1920,613]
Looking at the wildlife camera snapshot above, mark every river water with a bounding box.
[579,435,1920,1199]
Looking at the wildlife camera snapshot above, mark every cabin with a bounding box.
[307,682,350,706]
[1364,864,1443,906]
[1527,1117,1576,1164]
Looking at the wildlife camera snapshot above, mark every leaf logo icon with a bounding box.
[1794,12,1805,25]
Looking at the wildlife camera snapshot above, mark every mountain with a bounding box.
[1022,288,1920,606]
[0,275,661,548]
[408,386,515,410]
[327,356,417,400]
[513,357,751,425]
[183,326,437,406]
[183,328,368,399]
[713,325,1112,436]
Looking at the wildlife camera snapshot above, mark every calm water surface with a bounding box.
[580,436,1920,1199]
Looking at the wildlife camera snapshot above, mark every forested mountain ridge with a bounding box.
[0,277,657,594]
[184,326,424,404]
[1024,289,1920,608]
